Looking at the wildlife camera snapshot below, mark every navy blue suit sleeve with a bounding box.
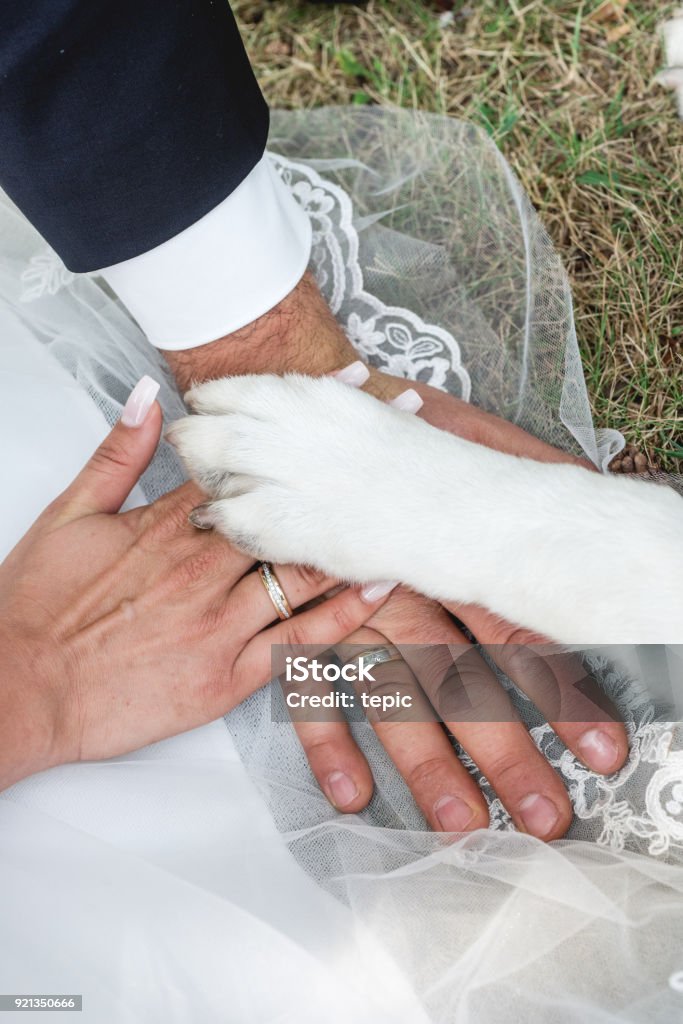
[0,1,269,271]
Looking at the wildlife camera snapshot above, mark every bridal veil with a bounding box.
[0,108,681,1022]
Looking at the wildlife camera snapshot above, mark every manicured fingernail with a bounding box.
[390,388,424,414]
[518,793,561,838]
[334,360,370,387]
[188,504,214,530]
[360,580,399,603]
[327,770,359,809]
[577,728,621,773]
[121,375,160,428]
[434,795,476,832]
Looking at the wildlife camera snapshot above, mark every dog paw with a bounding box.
[167,374,426,579]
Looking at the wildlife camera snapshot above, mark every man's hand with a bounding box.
[163,271,591,469]
[0,386,393,792]
[292,588,628,840]
[160,272,625,838]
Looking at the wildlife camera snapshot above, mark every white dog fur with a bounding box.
[168,374,682,646]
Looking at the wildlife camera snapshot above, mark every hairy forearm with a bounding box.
[164,273,351,385]
[162,272,405,401]
[162,271,589,467]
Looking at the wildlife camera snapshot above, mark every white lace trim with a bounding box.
[20,250,76,302]
[270,153,472,401]
[19,156,471,403]
[465,659,683,860]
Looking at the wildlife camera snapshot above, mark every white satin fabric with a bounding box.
[0,329,424,1024]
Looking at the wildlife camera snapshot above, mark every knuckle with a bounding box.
[406,755,454,794]
[147,500,195,544]
[446,653,501,707]
[485,750,528,788]
[194,600,228,639]
[486,617,548,648]
[89,437,132,476]
[329,600,358,638]
[293,563,329,591]
[172,548,221,590]
[485,618,530,646]
[281,619,314,649]
[302,734,343,766]
[410,647,456,693]
[502,627,537,648]
[378,595,452,645]
[168,500,199,536]
[141,484,207,540]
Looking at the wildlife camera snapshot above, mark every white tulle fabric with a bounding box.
[1,108,681,1022]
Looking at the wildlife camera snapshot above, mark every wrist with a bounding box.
[0,627,67,790]
[161,269,432,414]
[163,272,357,393]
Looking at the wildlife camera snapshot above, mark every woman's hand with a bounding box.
[0,381,393,792]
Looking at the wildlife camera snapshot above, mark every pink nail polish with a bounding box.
[334,361,370,387]
[121,375,160,428]
[390,388,424,414]
[360,580,399,603]
[327,770,359,809]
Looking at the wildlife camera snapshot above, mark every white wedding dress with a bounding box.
[1,108,682,1023]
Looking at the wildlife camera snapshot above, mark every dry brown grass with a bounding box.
[234,0,683,468]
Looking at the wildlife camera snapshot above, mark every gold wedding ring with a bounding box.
[258,562,294,621]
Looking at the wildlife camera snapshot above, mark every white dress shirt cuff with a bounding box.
[98,155,312,350]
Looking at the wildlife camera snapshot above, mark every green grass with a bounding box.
[234,0,683,469]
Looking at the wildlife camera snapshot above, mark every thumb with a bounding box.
[61,376,162,516]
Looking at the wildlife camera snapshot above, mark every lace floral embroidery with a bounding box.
[270,153,471,401]
[459,655,683,860]
[20,250,75,302]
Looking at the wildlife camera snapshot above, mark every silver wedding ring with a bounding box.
[349,644,403,675]
[258,562,294,621]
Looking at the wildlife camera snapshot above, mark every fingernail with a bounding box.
[360,580,399,603]
[577,728,621,773]
[121,375,160,428]
[390,388,424,414]
[518,793,561,838]
[327,770,359,809]
[334,360,370,387]
[188,504,214,530]
[434,795,476,832]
